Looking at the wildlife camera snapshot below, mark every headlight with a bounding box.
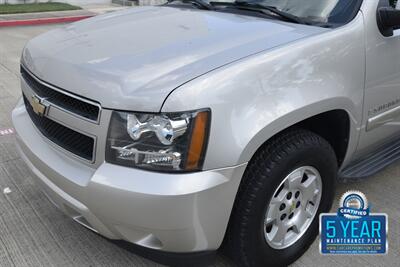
[106,109,210,172]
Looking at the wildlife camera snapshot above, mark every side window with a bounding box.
[390,0,398,7]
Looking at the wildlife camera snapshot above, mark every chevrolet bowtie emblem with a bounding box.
[30,95,47,117]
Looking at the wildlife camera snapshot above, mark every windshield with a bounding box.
[210,0,362,26]
[253,0,360,23]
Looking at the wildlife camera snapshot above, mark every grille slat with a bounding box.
[21,66,100,122]
[23,95,95,161]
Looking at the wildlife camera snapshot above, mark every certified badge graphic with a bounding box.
[320,191,388,255]
[338,191,369,219]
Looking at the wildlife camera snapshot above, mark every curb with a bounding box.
[0,15,94,27]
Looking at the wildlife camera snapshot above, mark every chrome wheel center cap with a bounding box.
[263,166,322,250]
[290,201,296,212]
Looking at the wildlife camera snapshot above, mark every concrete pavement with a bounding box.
[0,24,399,267]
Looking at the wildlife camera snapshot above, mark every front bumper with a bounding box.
[12,99,247,253]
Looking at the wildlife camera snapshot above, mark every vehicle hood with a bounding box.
[22,6,327,112]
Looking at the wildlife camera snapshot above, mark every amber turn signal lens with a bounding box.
[186,111,209,170]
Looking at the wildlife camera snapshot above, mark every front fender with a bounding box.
[162,14,365,171]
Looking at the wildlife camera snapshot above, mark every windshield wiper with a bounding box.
[167,0,215,10]
[211,1,307,25]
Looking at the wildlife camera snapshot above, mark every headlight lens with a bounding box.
[106,109,210,172]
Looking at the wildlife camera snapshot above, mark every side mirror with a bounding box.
[377,7,400,36]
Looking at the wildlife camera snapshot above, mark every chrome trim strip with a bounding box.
[367,104,400,131]
[20,64,102,124]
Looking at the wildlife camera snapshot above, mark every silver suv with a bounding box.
[12,0,400,266]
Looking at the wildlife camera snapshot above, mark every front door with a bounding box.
[356,0,400,156]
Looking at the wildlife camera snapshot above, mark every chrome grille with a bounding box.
[20,66,101,123]
[23,94,95,161]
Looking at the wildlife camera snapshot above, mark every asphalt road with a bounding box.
[0,24,399,267]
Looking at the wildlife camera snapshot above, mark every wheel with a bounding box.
[227,129,337,267]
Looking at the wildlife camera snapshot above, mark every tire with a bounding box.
[227,129,337,267]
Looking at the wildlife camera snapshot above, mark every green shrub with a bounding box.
[0,2,81,15]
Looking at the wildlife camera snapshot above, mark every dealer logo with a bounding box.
[320,190,388,255]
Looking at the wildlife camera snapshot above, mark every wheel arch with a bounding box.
[239,105,355,169]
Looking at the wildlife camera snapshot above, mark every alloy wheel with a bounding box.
[264,166,322,249]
